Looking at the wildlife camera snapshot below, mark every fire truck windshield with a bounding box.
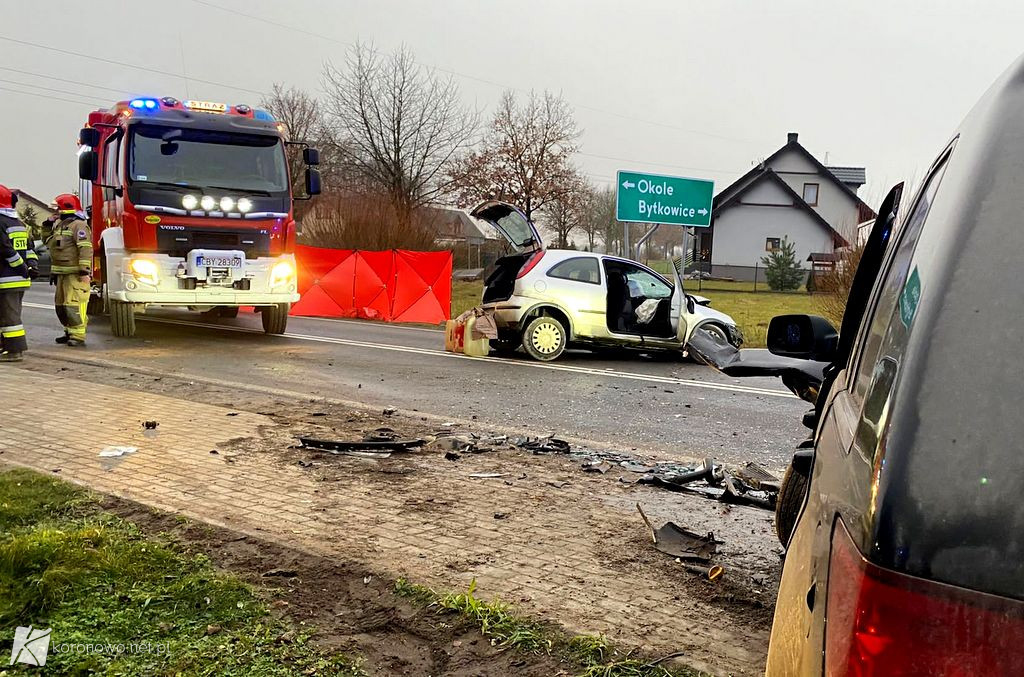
[128,124,289,194]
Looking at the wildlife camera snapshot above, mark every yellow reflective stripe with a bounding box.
[0,281,30,289]
[5,253,22,265]
[51,265,79,274]
[1,329,26,338]
[76,241,92,247]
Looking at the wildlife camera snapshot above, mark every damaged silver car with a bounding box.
[472,200,742,361]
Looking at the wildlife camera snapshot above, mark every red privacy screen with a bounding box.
[291,245,453,324]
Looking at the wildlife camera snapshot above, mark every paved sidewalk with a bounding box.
[1,366,772,675]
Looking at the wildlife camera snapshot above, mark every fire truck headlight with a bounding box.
[270,260,294,287]
[237,198,253,214]
[200,195,216,211]
[131,259,160,285]
[182,194,199,210]
[220,196,236,212]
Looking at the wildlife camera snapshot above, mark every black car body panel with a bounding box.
[766,52,1024,674]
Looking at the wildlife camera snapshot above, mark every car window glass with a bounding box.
[623,266,672,299]
[547,257,600,285]
[851,154,950,403]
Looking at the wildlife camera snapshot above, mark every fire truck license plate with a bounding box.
[196,255,242,268]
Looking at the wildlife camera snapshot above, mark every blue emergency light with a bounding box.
[130,98,158,110]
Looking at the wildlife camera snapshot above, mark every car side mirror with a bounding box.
[304,168,322,196]
[302,147,320,166]
[685,295,695,314]
[78,150,99,182]
[767,314,838,361]
[79,127,100,147]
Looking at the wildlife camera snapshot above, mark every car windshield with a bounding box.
[128,124,288,193]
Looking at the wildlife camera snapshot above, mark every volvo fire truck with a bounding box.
[77,96,321,337]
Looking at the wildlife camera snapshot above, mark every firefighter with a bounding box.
[46,193,92,347]
[0,186,36,362]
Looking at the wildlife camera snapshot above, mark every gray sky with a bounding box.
[4,0,1023,208]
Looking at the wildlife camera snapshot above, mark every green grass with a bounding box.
[394,578,700,677]
[0,468,364,676]
[451,279,483,320]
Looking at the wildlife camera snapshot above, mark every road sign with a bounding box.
[616,170,714,227]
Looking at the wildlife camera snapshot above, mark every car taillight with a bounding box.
[825,517,1024,676]
[516,250,545,279]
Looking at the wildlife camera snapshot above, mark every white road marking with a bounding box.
[23,302,795,399]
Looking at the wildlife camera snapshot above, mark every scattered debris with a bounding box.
[142,420,159,429]
[209,449,219,455]
[296,460,314,468]
[310,412,327,417]
[516,436,571,454]
[545,480,569,489]
[581,459,613,474]
[444,451,461,461]
[620,461,654,473]
[636,503,720,563]
[469,473,503,479]
[206,624,222,636]
[383,407,397,417]
[363,575,372,584]
[493,512,508,520]
[262,569,298,578]
[226,412,239,417]
[298,436,426,454]
[98,445,138,458]
[677,561,725,581]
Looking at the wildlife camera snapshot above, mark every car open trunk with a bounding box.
[483,252,532,303]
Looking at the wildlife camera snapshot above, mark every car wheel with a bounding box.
[521,315,567,361]
[700,323,730,346]
[775,461,809,547]
[110,300,136,338]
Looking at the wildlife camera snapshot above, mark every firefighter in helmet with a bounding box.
[0,186,37,362]
[46,193,92,346]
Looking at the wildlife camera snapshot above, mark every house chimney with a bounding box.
[787,132,799,144]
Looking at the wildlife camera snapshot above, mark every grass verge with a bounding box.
[0,468,364,676]
[394,577,704,677]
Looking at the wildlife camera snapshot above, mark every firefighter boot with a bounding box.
[55,334,70,344]
[0,351,23,362]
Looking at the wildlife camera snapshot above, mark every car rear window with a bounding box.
[547,257,600,284]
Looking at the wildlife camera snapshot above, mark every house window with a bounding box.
[766,237,781,251]
[803,182,819,206]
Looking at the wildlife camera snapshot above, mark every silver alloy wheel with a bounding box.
[702,323,729,346]
[530,320,563,355]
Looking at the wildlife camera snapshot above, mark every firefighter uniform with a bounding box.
[47,194,92,346]
[0,186,34,361]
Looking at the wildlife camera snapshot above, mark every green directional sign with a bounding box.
[616,170,715,227]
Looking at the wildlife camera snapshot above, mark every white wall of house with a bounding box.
[768,147,861,239]
[712,181,833,269]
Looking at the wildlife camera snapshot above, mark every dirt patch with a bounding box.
[102,495,571,677]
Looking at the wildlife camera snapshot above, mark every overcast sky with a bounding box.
[4,0,1023,209]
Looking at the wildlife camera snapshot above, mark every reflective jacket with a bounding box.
[0,211,31,291]
[45,215,92,276]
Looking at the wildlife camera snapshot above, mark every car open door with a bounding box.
[470,201,543,253]
[669,257,689,342]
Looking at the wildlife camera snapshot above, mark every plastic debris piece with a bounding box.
[99,445,138,457]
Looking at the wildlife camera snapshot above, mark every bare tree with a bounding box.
[451,90,583,221]
[321,43,478,229]
[579,184,618,253]
[542,175,589,249]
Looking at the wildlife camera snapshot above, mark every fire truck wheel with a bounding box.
[87,293,106,317]
[261,303,289,334]
[110,300,136,338]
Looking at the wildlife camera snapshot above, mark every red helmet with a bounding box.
[55,193,82,214]
[0,185,13,209]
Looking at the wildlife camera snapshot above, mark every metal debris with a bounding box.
[298,436,426,453]
[582,459,613,474]
[637,503,721,563]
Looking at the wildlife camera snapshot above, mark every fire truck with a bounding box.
[76,96,321,337]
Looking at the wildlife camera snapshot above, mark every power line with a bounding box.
[0,65,133,96]
[0,85,104,109]
[0,35,266,98]
[0,77,110,107]
[187,0,754,144]
[578,151,739,176]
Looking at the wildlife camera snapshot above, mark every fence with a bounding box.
[646,260,814,294]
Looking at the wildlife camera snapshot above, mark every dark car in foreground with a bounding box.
[761,54,1024,674]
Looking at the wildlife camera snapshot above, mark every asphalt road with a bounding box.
[18,285,809,468]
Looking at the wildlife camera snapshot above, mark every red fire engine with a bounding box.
[77,96,320,337]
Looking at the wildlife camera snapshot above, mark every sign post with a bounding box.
[616,170,714,228]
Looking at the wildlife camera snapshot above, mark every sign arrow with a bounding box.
[621,180,636,190]
[697,208,708,216]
